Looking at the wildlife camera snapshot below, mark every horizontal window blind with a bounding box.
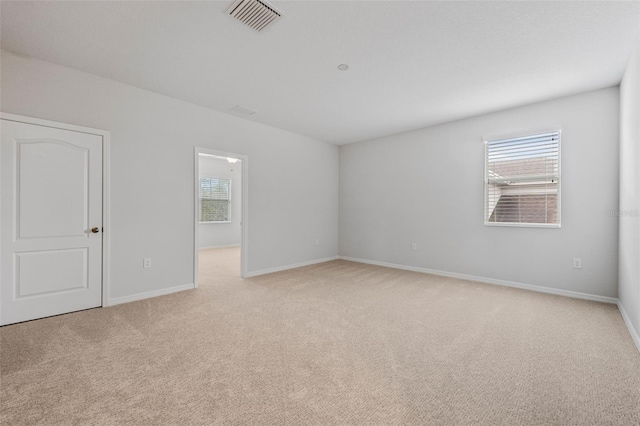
[484,131,560,226]
[200,177,231,222]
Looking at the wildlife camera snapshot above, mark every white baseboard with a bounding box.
[617,302,640,353]
[338,256,617,304]
[245,256,339,278]
[199,244,240,250]
[107,283,195,306]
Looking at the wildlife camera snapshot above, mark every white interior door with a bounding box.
[1,118,103,325]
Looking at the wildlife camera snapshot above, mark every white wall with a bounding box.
[0,50,339,302]
[619,40,640,338]
[198,155,241,249]
[340,87,620,298]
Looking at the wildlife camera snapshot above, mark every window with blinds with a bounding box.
[200,177,231,222]
[484,131,560,227]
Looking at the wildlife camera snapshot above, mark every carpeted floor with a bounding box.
[1,247,639,425]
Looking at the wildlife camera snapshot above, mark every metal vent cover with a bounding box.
[227,0,282,32]
[230,105,257,116]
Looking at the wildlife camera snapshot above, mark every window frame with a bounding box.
[483,130,561,229]
[199,177,232,224]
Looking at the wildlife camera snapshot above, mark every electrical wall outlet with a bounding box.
[573,258,582,269]
[143,258,152,269]
[411,243,418,251]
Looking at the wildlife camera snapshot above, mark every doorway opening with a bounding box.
[194,148,248,287]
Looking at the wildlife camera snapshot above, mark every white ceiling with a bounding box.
[1,1,639,145]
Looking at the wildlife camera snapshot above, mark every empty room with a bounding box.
[1,1,639,424]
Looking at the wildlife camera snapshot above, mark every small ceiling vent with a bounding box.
[230,105,257,116]
[227,0,282,32]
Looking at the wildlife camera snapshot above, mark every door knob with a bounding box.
[91,227,100,234]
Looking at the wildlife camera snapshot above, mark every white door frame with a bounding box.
[0,112,111,310]
[194,147,248,284]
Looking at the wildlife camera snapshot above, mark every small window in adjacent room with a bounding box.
[200,177,231,223]
[484,131,561,227]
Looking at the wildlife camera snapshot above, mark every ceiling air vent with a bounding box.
[230,105,257,116]
[227,0,282,32]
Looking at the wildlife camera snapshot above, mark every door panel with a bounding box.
[17,140,89,239]
[16,249,88,297]
[1,119,103,325]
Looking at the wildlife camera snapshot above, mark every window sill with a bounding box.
[484,222,561,229]
[199,221,231,224]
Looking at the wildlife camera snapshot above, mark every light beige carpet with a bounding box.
[1,247,639,425]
